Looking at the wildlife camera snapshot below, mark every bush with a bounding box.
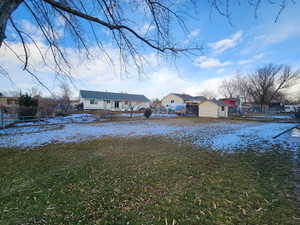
[18,94,38,120]
[144,108,152,119]
[55,112,69,117]
[18,107,38,120]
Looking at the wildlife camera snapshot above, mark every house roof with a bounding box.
[80,90,150,102]
[199,99,227,107]
[219,98,239,101]
[171,93,206,102]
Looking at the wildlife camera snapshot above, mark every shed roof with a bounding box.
[80,90,150,102]
[199,99,227,107]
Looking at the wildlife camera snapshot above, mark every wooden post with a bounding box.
[272,126,299,139]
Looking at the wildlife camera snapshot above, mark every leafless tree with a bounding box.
[57,82,71,112]
[219,71,251,101]
[247,63,299,111]
[0,0,294,87]
[37,97,58,116]
[219,78,237,98]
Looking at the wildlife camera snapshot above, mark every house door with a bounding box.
[114,101,119,109]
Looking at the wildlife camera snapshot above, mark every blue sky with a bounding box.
[0,1,299,99]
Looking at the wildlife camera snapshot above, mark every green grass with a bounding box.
[0,137,298,225]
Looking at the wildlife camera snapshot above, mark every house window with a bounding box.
[171,100,174,103]
[90,99,98,104]
[114,101,119,108]
[105,100,110,104]
[221,106,225,111]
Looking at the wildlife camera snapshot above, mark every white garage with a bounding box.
[198,100,228,118]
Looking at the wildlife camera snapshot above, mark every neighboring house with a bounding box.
[198,100,228,118]
[161,93,206,114]
[162,93,206,106]
[284,104,300,113]
[0,96,18,108]
[0,96,19,115]
[79,90,150,111]
[269,101,284,112]
[219,98,240,113]
[70,99,80,106]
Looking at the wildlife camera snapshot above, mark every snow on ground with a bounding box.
[0,119,299,151]
[15,114,96,126]
[0,125,61,136]
[249,114,295,119]
[15,113,176,127]
[114,113,178,118]
[208,123,298,151]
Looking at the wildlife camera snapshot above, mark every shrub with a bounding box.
[55,112,69,117]
[144,108,152,119]
[18,94,38,120]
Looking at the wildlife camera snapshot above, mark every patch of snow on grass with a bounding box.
[210,123,297,151]
[15,114,96,126]
[0,125,61,136]
[0,120,298,151]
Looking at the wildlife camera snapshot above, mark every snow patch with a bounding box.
[0,120,299,151]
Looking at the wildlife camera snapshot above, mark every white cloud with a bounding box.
[188,29,200,39]
[0,39,232,99]
[209,31,243,54]
[238,53,264,65]
[255,23,300,45]
[183,29,200,44]
[217,68,225,74]
[0,20,233,100]
[194,56,231,68]
[253,53,264,60]
[140,23,155,35]
[239,59,253,65]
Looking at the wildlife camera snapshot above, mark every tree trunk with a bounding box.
[0,0,23,47]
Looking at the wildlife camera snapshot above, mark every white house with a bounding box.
[284,104,300,112]
[198,100,228,118]
[162,93,206,107]
[79,90,150,111]
[161,93,206,115]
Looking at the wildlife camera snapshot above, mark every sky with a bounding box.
[0,0,300,100]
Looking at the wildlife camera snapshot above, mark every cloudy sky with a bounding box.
[0,1,299,99]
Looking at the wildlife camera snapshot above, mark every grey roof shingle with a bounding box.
[80,90,150,102]
[171,93,206,102]
[200,99,227,106]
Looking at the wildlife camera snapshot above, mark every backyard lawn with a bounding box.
[0,136,298,225]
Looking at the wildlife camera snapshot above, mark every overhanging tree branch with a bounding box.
[42,0,201,53]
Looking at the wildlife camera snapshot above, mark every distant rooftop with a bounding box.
[200,99,227,106]
[80,90,150,102]
[171,93,206,102]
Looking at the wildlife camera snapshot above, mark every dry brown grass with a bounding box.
[0,136,298,225]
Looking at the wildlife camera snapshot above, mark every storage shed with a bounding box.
[198,100,228,118]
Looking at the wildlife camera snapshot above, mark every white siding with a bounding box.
[198,101,228,118]
[80,97,149,111]
[218,105,228,117]
[199,101,219,118]
[161,94,185,109]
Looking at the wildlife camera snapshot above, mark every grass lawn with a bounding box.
[0,137,298,225]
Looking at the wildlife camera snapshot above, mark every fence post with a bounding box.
[0,107,4,129]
